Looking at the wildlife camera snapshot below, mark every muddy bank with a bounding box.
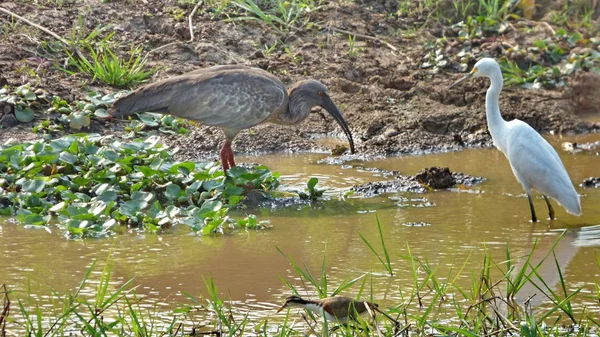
[1,1,599,159]
[352,166,485,197]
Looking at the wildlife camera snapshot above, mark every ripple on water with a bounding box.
[1,142,600,328]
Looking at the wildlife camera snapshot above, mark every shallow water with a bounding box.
[1,134,599,327]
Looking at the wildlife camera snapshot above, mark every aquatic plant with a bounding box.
[0,134,279,238]
[0,84,188,135]
[1,228,599,336]
[297,177,325,201]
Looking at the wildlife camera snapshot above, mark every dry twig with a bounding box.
[0,7,68,45]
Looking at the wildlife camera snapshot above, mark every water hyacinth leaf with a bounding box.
[22,179,46,193]
[66,205,91,216]
[94,183,110,195]
[225,184,244,196]
[226,166,248,179]
[96,190,118,202]
[165,183,182,201]
[23,91,37,101]
[119,200,149,216]
[69,111,91,130]
[137,113,160,127]
[49,201,66,213]
[131,191,154,202]
[179,217,201,230]
[94,108,109,118]
[170,162,195,175]
[199,200,223,217]
[307,177,318,190]
[73,177,91,187]
[18,213,47,226]
[202,180,224,192]
[186,180,202,194]
[103,219,116,230]
[50,137,75,151]
[135,165,157,177]
[89,201,107,216]
[59,151,78,165]
[15,107,35,122]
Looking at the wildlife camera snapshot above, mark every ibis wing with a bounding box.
[111,69,287,132]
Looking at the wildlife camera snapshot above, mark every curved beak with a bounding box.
[321,96,356,154]
[448,72,474,89]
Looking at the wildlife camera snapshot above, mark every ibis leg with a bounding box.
[527,193,537,223]
[543,195,555,220]
[220,140,234,172]
[226,142,236,169]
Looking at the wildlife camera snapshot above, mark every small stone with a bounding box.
[331,145,348,156]
[581,177,600,188]
[0,113,18,128]
[383,127,399,138]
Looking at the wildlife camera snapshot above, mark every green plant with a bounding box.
[65,45,155,88]
[263,40,279,56]
[358,215,393,276]
[0,134,280,238]
[346,34,360,57]
[225,0,316,31]
[297,177,324,201]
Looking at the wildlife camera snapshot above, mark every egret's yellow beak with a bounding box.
[448,67,477,89]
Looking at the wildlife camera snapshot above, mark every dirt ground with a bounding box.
[1,0,599,162]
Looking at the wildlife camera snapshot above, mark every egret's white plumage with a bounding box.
[450,58,582,222]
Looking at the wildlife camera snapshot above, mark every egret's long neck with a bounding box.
[485,69,507,149]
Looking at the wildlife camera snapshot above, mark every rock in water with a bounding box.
[582,177,600,188]
[415,166,456,189]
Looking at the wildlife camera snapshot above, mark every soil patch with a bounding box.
[1,1,599,159]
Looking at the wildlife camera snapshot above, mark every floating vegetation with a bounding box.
[0,134,279,238]
[296,177,325,201]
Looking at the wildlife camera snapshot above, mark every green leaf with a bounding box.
[131,191,154,202]
[22,179,46,193]
[307,177,318,190]
[59,151,78,165]
[15,107,35,123]
[96,191,118,202]
[199,200,222,217]
[165,183,182,201]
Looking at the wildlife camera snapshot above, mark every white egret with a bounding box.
[449,58,582,222]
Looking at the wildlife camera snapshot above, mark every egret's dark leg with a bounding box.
[527,193,538,223]
[543,195,555,220]
[219,140,233,171]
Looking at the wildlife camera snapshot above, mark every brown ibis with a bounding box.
[109,65,355,171]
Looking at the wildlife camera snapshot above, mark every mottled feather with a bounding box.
[110,66,287,136]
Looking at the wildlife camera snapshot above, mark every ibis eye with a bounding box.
[318,91,324,97]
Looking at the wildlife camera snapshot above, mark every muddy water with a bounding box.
[1,134,599,325]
